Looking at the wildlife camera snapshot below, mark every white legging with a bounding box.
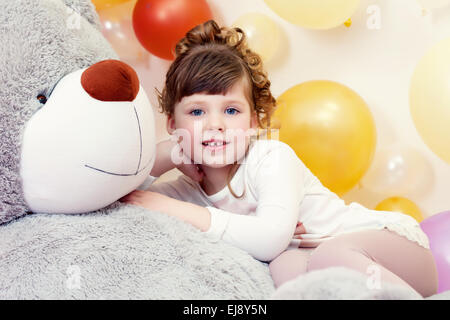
[269,228,438,298]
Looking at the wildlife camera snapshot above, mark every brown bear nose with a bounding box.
[81,59,140,102]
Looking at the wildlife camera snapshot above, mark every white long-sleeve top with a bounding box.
[138,139,430,262]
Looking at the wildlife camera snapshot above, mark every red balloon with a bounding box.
[132,0,213,60]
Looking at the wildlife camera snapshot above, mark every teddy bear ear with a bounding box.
[62,0,103,30]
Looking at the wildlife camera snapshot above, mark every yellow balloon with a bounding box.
[410,37,450,164]
[232,13,280,63]
[274,80,376,195]
[264,0,360,30]
[375,197,424,223]
[92,0,129,11]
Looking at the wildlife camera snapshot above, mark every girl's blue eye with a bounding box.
[190,109,203,116]
[226,107,239,115]
[190,108,239,116]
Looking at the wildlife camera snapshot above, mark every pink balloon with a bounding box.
[420,211,450,293]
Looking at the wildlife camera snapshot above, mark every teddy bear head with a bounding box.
[0,0,156,224]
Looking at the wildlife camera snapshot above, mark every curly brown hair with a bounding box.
[155,19,278,198]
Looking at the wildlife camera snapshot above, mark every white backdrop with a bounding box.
[128,0,450,218]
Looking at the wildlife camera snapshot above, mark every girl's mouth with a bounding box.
[202,140,229,151]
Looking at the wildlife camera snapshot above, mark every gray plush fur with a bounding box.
[0,0,448,300]
[0,203,274,299]
[271,267,423,300]
[271,267,450,300]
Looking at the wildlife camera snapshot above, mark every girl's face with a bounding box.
[167,77,258,168]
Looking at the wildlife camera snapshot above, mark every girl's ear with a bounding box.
[166,114,176,135]
[250,112,258,130]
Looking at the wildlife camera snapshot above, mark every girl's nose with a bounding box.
[206,114,225,132]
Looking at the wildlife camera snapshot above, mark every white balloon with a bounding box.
[232,13,280,63]
[360,144,434,198]
[98,0,149,64]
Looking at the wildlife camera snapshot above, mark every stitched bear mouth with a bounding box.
[84,104,152,176]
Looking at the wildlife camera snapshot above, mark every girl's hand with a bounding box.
[174,146,205,183]
[293,221,307,239]
[153,137,204,183]
[120,190,168,212]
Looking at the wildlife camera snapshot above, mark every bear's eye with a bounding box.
[37,94,47,104]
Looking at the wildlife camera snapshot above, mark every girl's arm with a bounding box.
[122,137,210,230]
[126,141,305,263]
[202,144,305,262]
[146,137,204,182]
[121,190,211,232]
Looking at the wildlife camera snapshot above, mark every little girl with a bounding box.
[121,20,438,298]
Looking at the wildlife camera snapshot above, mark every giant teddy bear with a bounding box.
[1,0,449,300]
[0,0,275,299]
